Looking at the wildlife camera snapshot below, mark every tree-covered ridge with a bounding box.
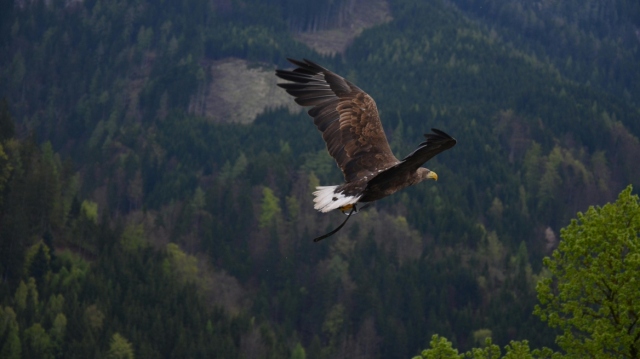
[1,0,640,358]
[448,0,640,109]
[0,0,316,156]
[0,110,287,358]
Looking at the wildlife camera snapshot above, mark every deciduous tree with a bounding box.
[535,185,640,358]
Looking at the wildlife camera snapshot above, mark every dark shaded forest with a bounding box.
[1,0,639,358]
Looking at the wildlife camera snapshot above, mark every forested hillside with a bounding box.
[1,0,639,358]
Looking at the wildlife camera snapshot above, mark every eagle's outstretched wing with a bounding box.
[400,128,457,170]
[366,129,456,188]
[276,58,399,183]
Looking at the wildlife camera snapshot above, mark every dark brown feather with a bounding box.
[399,128,457,170]
[363,128,456,199]
[276,58,399,183]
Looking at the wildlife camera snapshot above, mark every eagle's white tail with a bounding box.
[313,186,361,213]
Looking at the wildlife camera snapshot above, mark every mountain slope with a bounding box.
[1,0,639,358]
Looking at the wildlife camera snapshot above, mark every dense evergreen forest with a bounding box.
[1,0,639,358]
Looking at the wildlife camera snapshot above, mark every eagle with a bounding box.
[276,58,456,241]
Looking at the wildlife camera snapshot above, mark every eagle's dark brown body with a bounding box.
[275,58,456,214]
[356,167,433,202]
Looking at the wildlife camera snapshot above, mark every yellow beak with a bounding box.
[427,171,438,181]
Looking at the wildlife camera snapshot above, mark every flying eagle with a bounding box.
[276,58,456,241]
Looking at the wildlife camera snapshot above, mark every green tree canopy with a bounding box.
[411,335,558,359]
[107,332,135,359]
[535,185,640,358]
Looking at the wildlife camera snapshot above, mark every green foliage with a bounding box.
[413,335,462,359]
[259,187,282,229]
[23,323,54,359]
[50,312,67,343]
[414,336,560,359]
[535,185,640,358]
[471,329,493,348]
[163,243,199,284]
[15,277,38,313]
[322,304,345,339]
[107,333,135,359]
[84,304,105,332]
[290,342,306,359]
[220,153,248,182]
[0,327,21,359]
[0,306,21,359]
[80,200,98,224]
[24,241,52,280]
[13,281,27,311]
[120,223,146,252]
[465,338,501,359]
[0,132,79,283]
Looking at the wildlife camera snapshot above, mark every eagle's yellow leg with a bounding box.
[339,204,355,214]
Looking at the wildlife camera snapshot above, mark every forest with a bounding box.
[1,0,639,358]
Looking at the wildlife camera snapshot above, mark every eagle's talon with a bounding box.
[339,204,357,214]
